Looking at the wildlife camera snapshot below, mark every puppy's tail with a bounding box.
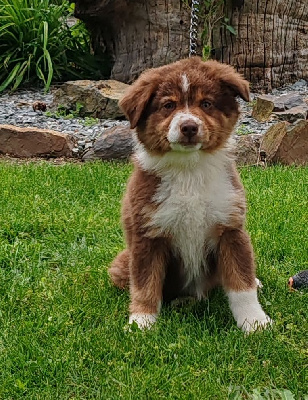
[109,249,130,289]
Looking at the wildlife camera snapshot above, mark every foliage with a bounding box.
[0,0,105,93]
[45,102,99,126]
[235,124,255,136]
[184,0,236,60]
[45,101,84,119]
[0,161,307,398]
[200,0,236,59]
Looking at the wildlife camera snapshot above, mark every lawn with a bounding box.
[0,161,307,399]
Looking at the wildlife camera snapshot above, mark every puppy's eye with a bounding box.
[163,101,176,110]
[201,100,211,110]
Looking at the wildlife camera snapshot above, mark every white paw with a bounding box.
[227,289,272,334]
[255,278,263,289]
[240,313,273,334]
[128,313,157,330]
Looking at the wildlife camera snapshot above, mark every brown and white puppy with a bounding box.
[109,57,272,333]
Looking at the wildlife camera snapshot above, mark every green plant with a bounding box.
[200,0,236,60]
[45,103,99,125]
[235,124,254,136]
[83,116,99,126]
[184,0,236,60]
[0,0,106,93]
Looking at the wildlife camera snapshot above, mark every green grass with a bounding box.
[0,161,307,399]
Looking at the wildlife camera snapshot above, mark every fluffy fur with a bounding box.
[109,57,272,333]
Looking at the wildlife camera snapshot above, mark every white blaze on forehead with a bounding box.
[167,111,203,144]
[181,74,190,93]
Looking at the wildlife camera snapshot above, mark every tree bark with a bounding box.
[75,0,192,83]
[75,0,308,90]
[214,0,308,91]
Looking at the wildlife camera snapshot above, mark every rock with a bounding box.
[274,120,308,165]
[234,134,261,165]
[82,125,135,161]
[272,93,304,111]
[51,80,129,119]
[252,95,276,122]
[273,105,308,123]
[0,124,75,158]
[252,93,307,122]
[260,122,287,162]
[261,120,308,165]
[290,80,308,90]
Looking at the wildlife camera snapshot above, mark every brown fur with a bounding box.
[120,57,249,155]
[109,57,257,322]
[218,228,256,291]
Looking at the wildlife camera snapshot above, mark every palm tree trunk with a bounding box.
[75,0,192,83]
[214,0,308,90]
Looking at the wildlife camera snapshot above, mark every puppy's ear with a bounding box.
[203,60,250,102]
[221,71,250,102]
[119,71,158,129]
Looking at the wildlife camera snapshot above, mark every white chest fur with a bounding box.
[137,147,237,285]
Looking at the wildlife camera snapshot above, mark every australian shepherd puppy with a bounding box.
[109,57,272,333]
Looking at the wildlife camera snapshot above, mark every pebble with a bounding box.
[0,80,307,155]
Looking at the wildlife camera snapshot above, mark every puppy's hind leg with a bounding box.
[218,229,272,333]
[109,249,130,289]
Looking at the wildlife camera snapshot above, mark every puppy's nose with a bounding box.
[180,121,198,138]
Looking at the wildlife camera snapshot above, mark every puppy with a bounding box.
[109,57,272,333]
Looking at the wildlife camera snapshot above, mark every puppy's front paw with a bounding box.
[227,289,272,334]
[240,313,273,334]
[128,313,157,330]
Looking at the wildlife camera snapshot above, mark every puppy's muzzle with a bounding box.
[179,120,199,145]
[180,120,198,140]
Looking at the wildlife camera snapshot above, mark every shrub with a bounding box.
[0,0,106,92]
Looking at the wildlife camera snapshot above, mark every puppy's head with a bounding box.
[120,57,249,153]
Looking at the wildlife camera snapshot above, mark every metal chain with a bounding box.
[189,0,199,57]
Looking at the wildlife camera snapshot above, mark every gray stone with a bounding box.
[84,142,92,150]
[272,93,304,111]
[82,125,135,161]
[290,80,308,90]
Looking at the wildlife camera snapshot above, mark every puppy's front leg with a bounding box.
[129,238,167,330]
[218,229,272,333]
